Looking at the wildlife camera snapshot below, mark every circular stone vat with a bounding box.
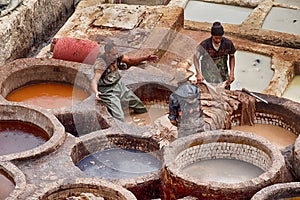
[30,178,137,200]
[126,82,172,126]
[72,133,163,199]
[0,161,26,200]
[0,57,91,110]
[0,102,65,161]
[0,120,49,156]
[162,130,286,200]
[231,93,300,150]
[251,182,300,200]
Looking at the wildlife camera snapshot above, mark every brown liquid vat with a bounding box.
[0,161,26,200]
[230,92,300,179]
[162,130,287,200]
[71,132,163,200]
[0,102,65,161]
[231,93,300,147]
[29,178,137,200]
[0,120,50,156]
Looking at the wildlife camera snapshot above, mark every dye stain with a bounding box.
[182,158,264,183]
[77,148,162,179]
[6,82,89,109]
[0,171,15,199]
[0,120,49,156]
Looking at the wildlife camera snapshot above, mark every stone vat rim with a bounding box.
[163,129,285,189]
[28,177,138,200]
[71,131,163,186]
[0,101,66,161]
[0,160,26,200]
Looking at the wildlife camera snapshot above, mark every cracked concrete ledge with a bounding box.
[0,0,75,66]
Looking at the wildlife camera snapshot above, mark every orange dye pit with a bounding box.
[6,82,89,109]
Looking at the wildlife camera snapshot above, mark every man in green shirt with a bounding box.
[91,41,158,121]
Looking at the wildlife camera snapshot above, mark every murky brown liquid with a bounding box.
[6,82,89,109]
[125,103,168,126]
[232,124,297,148]
[0,171,15,199]
[283,198,300,200]
[0,120,49,156]
[182,158,264,183]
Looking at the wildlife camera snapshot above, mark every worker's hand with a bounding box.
[226,74,235,86]
[95,91,101,101]
[196,73,204,84]
[147,55,159,62]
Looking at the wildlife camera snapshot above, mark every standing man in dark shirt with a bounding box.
[194,21,236,89]
[91,41,159,121]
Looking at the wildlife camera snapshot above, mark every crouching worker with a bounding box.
[168,81,209,138]
[91,41,159,121]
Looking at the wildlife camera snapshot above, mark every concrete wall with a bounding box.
[0,0,75,66]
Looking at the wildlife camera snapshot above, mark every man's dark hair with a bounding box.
[211,21,224,36]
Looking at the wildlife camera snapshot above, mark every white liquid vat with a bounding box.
[282,75,300,103]
[77,148,162,179]
[274,0,300,7]
[182,158,264,183]
[262,7,300,35]
[184,1,253,24]
[231,51,273,93]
